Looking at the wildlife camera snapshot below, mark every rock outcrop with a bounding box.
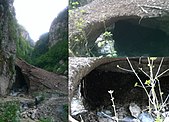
[15,58,67,94]
[69,0,169,56]
[18,25,35,47]
[0,0,17,96]
[69,57,169,100]
[49,8,68,48]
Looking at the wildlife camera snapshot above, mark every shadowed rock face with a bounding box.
[49,8,68,48]
[0,0,17,96]
[113,19,169,56]
[69,57,169,103]
[81,67,169,110]
[81,70,147,109]
[69,0,169,56]
[13,65,29,92]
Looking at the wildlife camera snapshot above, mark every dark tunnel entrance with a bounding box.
[80,63,169,111]
[11,65,29,93]
[112,19,169,57]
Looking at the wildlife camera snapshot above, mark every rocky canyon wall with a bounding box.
[0,0,17,96]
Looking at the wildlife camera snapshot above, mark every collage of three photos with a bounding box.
[0,0,169,122]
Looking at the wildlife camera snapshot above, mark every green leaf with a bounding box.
[97,42,102,47]
[134,82,138,87]
[150,57,157,61]
[145,80,151,85]
[155,115,163,122]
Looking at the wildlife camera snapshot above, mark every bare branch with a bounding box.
[126,57,153,104]
[155,57,164,79]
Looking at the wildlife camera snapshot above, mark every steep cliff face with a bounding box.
[16,25,34,63]
[18,25,35,47]
[48,8,68,48]
[31,8,68,75]
[0,0,17,96]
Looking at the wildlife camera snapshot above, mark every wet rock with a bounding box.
[10,91,20,96]
[121,116,140,122]
[138,112,154,122]
[129,103,141,118]
[71,97,87,116]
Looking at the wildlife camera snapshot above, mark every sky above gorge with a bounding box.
[14,0,68,42]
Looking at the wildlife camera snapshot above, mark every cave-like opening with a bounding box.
[113,19,169,57]
[12,65,29,93]
[80,63,169,111]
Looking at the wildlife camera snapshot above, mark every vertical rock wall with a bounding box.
[0,0,17,96]
[49,8,68,47]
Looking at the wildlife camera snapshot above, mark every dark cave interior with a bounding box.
[80,64,169,110]
[108,19,169,57]
[12,65,29,92]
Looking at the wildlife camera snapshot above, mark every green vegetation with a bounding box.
[11,7,68,75]
[6,18,33,63]
[95,31,117,57]
[16,26,67,75]
[31,11,68,74]
[69,1,80,9]
[31,33,49,59]
[39,117,54,122]
[116,57,169,121]
[62,104,68,122]
[16,35,33,63]
[32,39,67,75]
[0,101,20,122]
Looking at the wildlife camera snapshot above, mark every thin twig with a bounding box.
[117,65,133,73]
[139,68,150,79]
[155,57,164,79]
[156,79,163,106]
[157,68,169,78]
[160,94,169,111]
[142,5,162,10]
[126,57,153,104]
[137,4,148,13]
